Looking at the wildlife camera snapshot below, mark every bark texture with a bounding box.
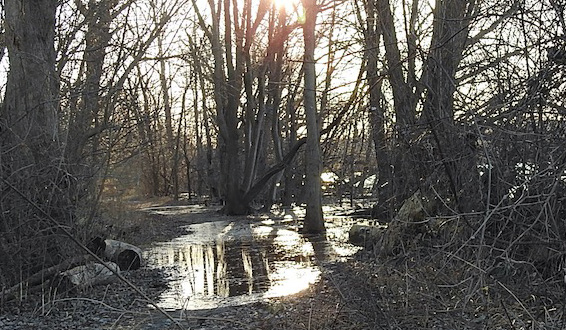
[421,0,480,213]
[0,0,65,286]
[302,0,325,233]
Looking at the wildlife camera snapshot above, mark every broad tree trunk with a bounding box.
[420,0,480,213]
[0,0,63,285]
[3,1,59,144]
[220,0,247,215]
[302,0,325,234]
[375,0,421,210]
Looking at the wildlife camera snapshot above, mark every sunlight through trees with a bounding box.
[1,1,566,316]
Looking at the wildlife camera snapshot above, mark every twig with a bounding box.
[50,297,151,315]
[500,299,518,330]
[495,279,536,322]
[308,301,313,330]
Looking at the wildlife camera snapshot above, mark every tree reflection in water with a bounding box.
[145,214,358,310]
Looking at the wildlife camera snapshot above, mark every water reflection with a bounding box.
[145,213,359,310]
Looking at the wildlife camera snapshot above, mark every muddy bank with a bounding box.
[0,267,169,330]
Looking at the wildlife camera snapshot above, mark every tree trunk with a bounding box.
[262,8,287,211]
[361,0,393,219]
[421,0,479,213]
[282,74,302,207]
[191,0,271,214]
[220,0,247,215]
[66,0,112,167]
[301,0,325,234]
[158,35,175,197]
[374,0,422,211]
[376,0,417,133]
[0,0,62,285]
[187,32,216,198]
[3,0,59,155]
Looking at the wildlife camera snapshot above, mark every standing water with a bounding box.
[142,205,360,311]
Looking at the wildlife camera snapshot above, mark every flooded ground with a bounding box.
[142,205,361,311]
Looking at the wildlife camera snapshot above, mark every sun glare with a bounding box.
[273,0,300,13]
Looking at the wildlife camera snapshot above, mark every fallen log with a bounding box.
[89,237,143,270]
[59,262,120,289]
[337,208,373,218]
[1,255,92,301]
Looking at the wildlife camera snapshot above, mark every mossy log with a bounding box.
[348,224,386,248]
[380,189,436,255]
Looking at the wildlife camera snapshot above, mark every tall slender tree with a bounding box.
[301,0,325,233]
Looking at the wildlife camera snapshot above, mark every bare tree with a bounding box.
[189,0,318,214]
[355,0,485,216]
[419,0,480,213]
[355,0,391,217]
[301,0,325,233]
[0,0,64,285]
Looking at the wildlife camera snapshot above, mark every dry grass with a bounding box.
[258,250,565,329]
[93,196,186,248]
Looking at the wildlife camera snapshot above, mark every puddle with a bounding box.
[143,206,360,311]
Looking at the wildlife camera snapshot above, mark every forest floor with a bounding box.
[1,197,565,329]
